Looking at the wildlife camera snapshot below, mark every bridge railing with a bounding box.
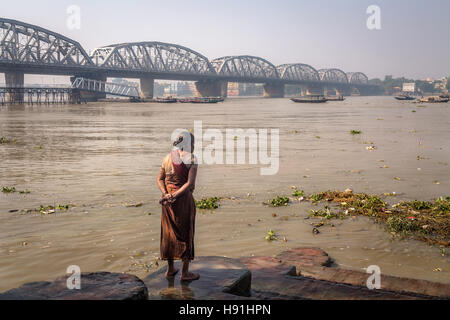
[71,77,140,98]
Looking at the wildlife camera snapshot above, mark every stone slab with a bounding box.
[0,272,148,300]
[144,256,251,300]
[276,247,450,299]
[241,247,450,300]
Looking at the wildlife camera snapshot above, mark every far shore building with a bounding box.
[402,82,415,93]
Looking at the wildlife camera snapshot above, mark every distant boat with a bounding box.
[326,95,345,101]
[416,95,449,103]
[178,97,222,104]
[291,95,328,103]
[152,96,178,103]
[394,94,415,101]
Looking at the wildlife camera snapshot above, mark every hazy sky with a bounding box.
[2,0,450,80]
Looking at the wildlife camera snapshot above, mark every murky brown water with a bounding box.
[0,96,449,291]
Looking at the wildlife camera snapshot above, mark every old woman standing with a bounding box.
[157,131,199,281]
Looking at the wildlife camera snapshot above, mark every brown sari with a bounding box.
[160,150,196,261]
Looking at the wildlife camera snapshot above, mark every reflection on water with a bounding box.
[161,277,195,300]
[0,97,449,291]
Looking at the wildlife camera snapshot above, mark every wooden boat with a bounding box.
[291,95,328,103]
[178,97,222,104]
[152,96,178,103]
[326,95,345,101]
[394,95,415,101]
[416,95,449,103]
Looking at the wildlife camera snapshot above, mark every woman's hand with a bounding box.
[159,193,173,205]
[160,193,178,206]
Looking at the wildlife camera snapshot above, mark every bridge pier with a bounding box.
[305,83,324,96]
[195,80,228,97]
[324,87,343,96]
[140,77,154,99]
[71,74,107,101]
[5,71,25,103]
[263,83,284,98]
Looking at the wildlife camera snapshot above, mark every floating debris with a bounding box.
[265,196,290,207]
[57,204,69,211]
[2,186,30,194]
[350,130,362,135]
[265,229,278,241]
[366,145,376,151]
[310,193,324,202]
[126,203,143,208]
[195,197,220,210]
[2,186,16,193]
[0,137,11,144]
[306,190,450,247]
[309,206,342,220]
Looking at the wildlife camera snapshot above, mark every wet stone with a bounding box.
[241,247,450,300]
[276,247,333,268]
[144,256,251,300]
[0,272,148,300]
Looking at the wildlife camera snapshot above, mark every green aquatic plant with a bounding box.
[407,200,433,210]
[195,197,220,210]
[312,190,449,246]
[386,216,420,234]
[39,205,55,214]
[309,206,340,220]
[292,189,304,197]
[433,197,450,213]
[265,229,279,241]
[2,186,16,193]
[268,196,290,207]
[310,193,324,202]
[0,137,11,144]
[57,204,69,211]
[350,130,362,135]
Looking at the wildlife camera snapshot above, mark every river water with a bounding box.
[0,96,449,291]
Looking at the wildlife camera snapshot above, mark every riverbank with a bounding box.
[2,247,448,300]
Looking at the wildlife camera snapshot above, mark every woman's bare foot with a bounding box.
[180,272,200,282]
[165,268,179,279]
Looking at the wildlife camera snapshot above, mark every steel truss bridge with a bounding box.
[0,17,382,100]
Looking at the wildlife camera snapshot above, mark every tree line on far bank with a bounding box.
[368,76,450,95]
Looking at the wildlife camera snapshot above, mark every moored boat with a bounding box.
[178,97,222,103]
[416,95,449,103]
[326,95,345,101]
[151,96,178,103]
[394,94,415,101]
[291,95,328,103]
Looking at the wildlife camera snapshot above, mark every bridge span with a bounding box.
[0,17,383,101]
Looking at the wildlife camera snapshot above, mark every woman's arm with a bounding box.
[171,165,198,199]
[157,166,168,196]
